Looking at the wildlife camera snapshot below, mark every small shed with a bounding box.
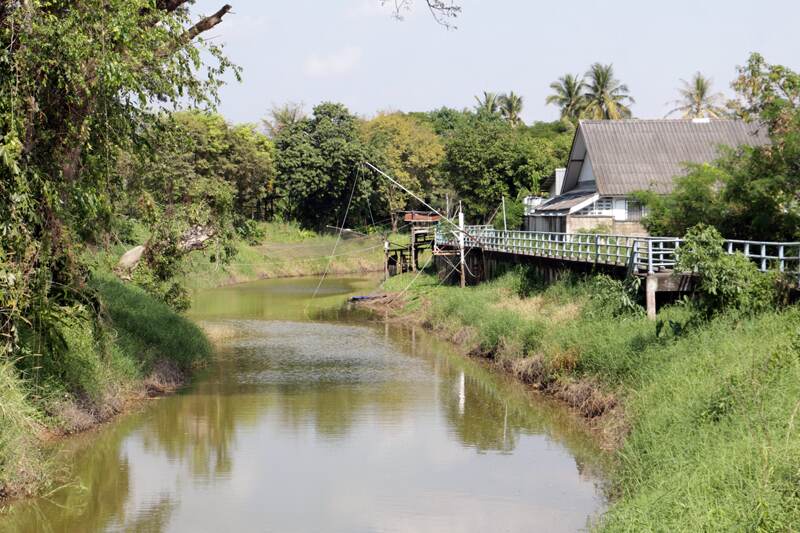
[402,211,441,224]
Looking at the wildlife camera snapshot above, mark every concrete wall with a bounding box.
[567,216,649,236]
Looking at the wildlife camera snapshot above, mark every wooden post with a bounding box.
[646,275,658,320]
[410,227,417,272]
[502,196,508,232]
[502,196,509,251]
[384,240,389,280]
[458,205,466,288]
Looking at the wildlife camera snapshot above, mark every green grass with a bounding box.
[179,221,389,290]
[0,272,211,498]
[0,361,42,497]
[91,273,211,370]
[384,267,800,531]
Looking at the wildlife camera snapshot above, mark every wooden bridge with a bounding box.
[434,225,800,317]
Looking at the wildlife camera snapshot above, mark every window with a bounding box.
[626,200,644,221]
[575,197,613,216]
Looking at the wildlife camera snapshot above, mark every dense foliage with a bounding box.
[0,0,236,361]
[639,54,800,241]
[676,225,780,316]
[546,63,634,120]
[360,112,445,229]
[273,102,373,230]
[442,114,569,218]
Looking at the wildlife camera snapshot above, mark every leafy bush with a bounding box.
[677,225,778,316]
[235,218,267,245]
[589,274,643,317]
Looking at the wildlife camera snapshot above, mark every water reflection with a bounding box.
[1,276,606,532]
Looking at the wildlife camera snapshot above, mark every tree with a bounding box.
[730,52,800,135]
[131,111,275,220]
[474,91,500,116]
[0,0,236,352]
[638,55,800,241]
[386,0,461,27]
[360,113,445,230]
[546,74,585,121]
[443,115,561,219]
[582,63,634,119]
[411,107,472,137]
[274,103,371,230]
[114,111,273,306]
[666,72,726,118]
[499,91,524,127]
[263,102,306,138]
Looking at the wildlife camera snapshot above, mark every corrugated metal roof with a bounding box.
[535,192,596,212]
[577,119,769,196]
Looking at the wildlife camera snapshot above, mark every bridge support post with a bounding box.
[458,207,466,288]
[646,275,657,320]
[384,241,389,280]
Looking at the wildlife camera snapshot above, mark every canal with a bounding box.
[1,276,607,532]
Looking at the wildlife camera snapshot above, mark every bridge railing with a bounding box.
[435,225,800,280]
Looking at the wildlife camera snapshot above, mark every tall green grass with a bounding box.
[0,362,41,497]
[91,273,211,369]
[0,273,211,498]
[385,267,800,530]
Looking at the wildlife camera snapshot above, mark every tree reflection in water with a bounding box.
[1,280,606,532]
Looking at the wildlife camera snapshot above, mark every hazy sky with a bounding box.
[194,0,800,125]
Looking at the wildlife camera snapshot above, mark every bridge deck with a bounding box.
[435,225,800,281]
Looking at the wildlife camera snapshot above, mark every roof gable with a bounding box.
[566,119,769,196]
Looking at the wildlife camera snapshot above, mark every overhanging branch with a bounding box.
[184,4,231,42]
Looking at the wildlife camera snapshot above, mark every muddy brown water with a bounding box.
[1,276,607,532]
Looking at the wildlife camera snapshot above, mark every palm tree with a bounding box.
[666,72,726,118]
[474,91,500,116]
[498,91,524,127]
[263,102,306,137]
[582,63,634,120]
[545,73,585,121]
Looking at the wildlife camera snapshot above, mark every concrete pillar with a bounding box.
[646,275,658,320]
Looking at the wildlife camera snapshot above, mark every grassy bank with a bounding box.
[374,268,800,531]
[95,221,389,292]
[1,221,388,500]
[0,274,211,500]
[182,222,390,289]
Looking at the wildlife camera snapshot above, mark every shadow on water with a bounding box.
[1,275,608,533]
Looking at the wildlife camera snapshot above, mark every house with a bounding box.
[524,118,769,236]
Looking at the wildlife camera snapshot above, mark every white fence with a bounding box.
[435,225,800,280]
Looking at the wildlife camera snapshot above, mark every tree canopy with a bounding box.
[0,0,236,354]
[360,113,445,229]
[639,54,800,241]
[666,72,727,118]
[274,102,372,230]
[442,115,565,219]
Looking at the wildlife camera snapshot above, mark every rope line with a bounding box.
[305,166,361,315]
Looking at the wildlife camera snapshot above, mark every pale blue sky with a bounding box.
[193,0,800,125]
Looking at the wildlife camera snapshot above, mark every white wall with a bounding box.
[612,198,627,221]
[577,154,594,183]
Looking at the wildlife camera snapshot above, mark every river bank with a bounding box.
[359,268,800,531]
[178,222,387,291]
[0,223,387,504]
[0,274,212,502]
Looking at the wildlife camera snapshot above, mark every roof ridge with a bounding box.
[579,118,743,125]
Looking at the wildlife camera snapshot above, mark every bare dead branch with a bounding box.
[183,4,231,42]
[382,0,460,27]
[116,225,217,278]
